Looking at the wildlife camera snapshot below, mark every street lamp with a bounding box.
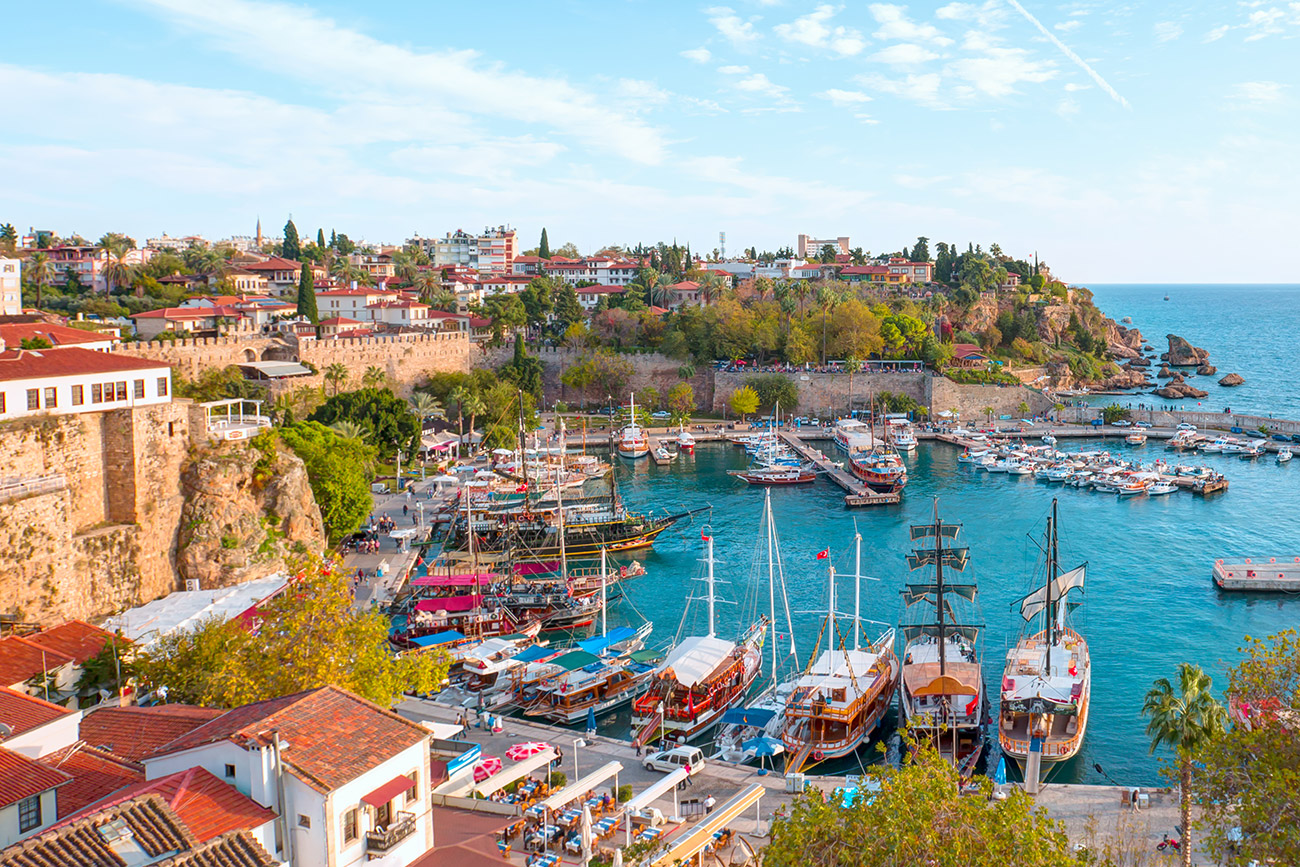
[572,737,585,784]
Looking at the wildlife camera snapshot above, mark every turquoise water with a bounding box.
[603,438,1300,785]
[1087,284,1300,420]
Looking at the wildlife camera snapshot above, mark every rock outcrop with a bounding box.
[1154,372,1209,399]
[1197,364,1217,376]
[1157,364,1173,379]
[1129,356,1151,368]
[1165,334,1210,366]
[177,438,325,589]
[1101,366,1151,390]
[1106,323,1146,360]
[1219,373,1244,387]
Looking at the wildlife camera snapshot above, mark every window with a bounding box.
[72,385,84,406]
[18,795,41,832]
[0,393,5,414]
[157,377,168,397]
[44,387,57,409]
[297,814,311,829]
[92,383,104,403]
[133,380,144,399]
[27,389,39,411]
[341,808,358,843]
[405,772,418,804]
[224,764,236,778]
[115,381,127,401]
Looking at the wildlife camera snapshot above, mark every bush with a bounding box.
[943,367,1020,386]
[548,771,567,789]
[1101,404,1131,424]
[617,784,633,803]
[746,373,799,415]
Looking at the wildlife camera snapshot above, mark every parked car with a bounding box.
[651,411,670,419]
[1271,434,1290,442]
[643,746,705,775]
[1246,430,1265,439]
[1111,420,1132,427]
[1176,422,1197,431]
[1135,421,1153,428]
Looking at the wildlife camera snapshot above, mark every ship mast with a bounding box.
[706,533,716,638]
[853,527,862,651]
[1045,499,1058,675]
[934,499,947,677]
[765,489,778,688]
[600,545,608,639]
[556,465,567,581]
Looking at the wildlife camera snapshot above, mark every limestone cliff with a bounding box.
[177,438,324,589]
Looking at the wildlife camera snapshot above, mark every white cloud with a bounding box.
[680,47,712,63]
[946,47,1055,97]
[818,88,874,106]
[733,72,791,99]
[1154,21,1183,42]
[1064,82,1090,92]
[617,79,672,105]
[1054,20,1082,32]
[868,4,954,45]
[1231,80,1286,104]
[705,6,762,47]
[719,64,751,74]
[129,0,669,164]
[1203,24,1230,42]
[773,4,867,56]
[858,72,947,107]
[871,43,940,65]
[935,3,976,20]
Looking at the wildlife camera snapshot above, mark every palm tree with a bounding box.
[462,393,486,456]
[324,363,349,396]
[0,223,17,253]
[412,270,441,302]
[362,365,386,389]
[25,252,53,309]
[409,392,444,424]
[983,406,994,426]
[815,284,840,366]
[1017,400,1030,417]
[449,386,468,456]
[329,420,368,441]
[1142,663,1228,867]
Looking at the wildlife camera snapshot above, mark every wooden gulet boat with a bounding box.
[998,499,1091,792]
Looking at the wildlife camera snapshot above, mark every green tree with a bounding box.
[409,392,444,426]
[480,293,527,345]
[19,337,53,350]
[552,285,583,331]
[361,366,387,389]
[97,234,135,295]
[461,392,486,452]
[728,385,759,421]
[666,382,695,424]
[280,422,377,540]
[324,362,349,396]
[296,262,318,323]
[137,556,449,707]
[0,223,16,253]
[538,227,551,259]
[282,218,301,260]
[309,387,420,456]
[328,419,368,440]
[74,635,133,703]
[173,366,268,403]
[765,744,1077,867]
[637,386,660,411]
[25,252,54,309]
[911,236,930,262]
[499,334,545,397]
[818,243,838,264]
[1142,663,1228,867]
[746,373,799,415]
[1017,400,1030,417]
[317,228,326,248]
[559,350,634,405]
[1101,403,1131,424]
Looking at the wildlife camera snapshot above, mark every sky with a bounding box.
[2,1,1297,282]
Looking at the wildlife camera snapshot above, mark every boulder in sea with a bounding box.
[1155,382,1209,399]
[1197,364,1216,376]
[1156,364,1173,379]
[1166,334,1210,366]
[1143,345,1155,352]
[1129,356,1151,368]
[1219,373,1244,387]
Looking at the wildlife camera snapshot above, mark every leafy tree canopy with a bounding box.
[746,373,799,415]
[279,422,376,541]
[308,387,420,456]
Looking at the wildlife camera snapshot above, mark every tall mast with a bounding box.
[853,527,862,651]
[556,466,568,580]
[766,489,778,687]
[516,390,529,507]
[934,500,946,677]
[600,545,608,639]
[1046,499,1057,675]
[826,562,836,641]
[706,534,716,638]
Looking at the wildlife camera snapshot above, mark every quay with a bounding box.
[1213,557,1300,591]
[778,431,900,507]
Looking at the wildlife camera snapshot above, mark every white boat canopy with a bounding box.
[660,636,736,687]
[795,649,882,691]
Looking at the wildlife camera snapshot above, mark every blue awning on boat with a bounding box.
[720,707,776,727]
[577,626,637,656]
[514,645,556,663]
[411,630,466,647]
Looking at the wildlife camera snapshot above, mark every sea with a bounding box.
[589,284,1300,786]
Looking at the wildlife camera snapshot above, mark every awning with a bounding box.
[416,595,484,613]
[549,650,602,671]
[412,573,498,587]
[719,707,776,728]
[650,783,766,866]
[410,630,466,648]
[538,761,624,811]
[361,774,414,808]
[577,626,637,656]
[515,646,559,664]
[238,360,313,379]
[623,768,689,813]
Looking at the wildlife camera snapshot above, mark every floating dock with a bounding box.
[778,432,900,508]
[1213,558,1300,591]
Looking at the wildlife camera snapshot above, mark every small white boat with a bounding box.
[1126,433,1147,445]
[1041,433,1057,446]
[1278,447,1293,463]
[1239,443,1265,459]
[1147,483,1177,495]
[676,429,696,453]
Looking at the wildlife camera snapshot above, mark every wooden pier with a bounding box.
[1214,558,1300,591]
[649,437,674,465]
[779,432,901,508]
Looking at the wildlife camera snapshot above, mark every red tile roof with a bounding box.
[0,686,75,736]
[951,343,986,358]
[130,305,241,321]
[23,621,115,666]
[317,317,363,326]
[0,636,75,685]
[575,284,626,295]
[151,686,428,792]
[68,767,275,842]
[38,743,144,816]
[239,256,301,272]
[80,705,223,763]
[0,322,116,348]
[0,346,171,384]
[0,746,71,808]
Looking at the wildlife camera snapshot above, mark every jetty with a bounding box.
[1213,557,1300,591]
[778,432,901,508]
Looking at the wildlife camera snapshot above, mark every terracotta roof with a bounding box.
[130,306,241,321]
[317,317,363,326]
[0,346,170,384]
[0,746,71,809]
[575,284,626,295]
[239,256,301,272]
[151,686,429,792]
[38,743,143,816]
[80,706,223,764]
[951,343,986,358]
[0,636,76,685]
[0,323,116,348]
[0,686,76,736]
[3,792,274,867]
[67,767,275,843]
[23,621,115,666]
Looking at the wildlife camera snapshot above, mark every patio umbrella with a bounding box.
[743,736,784,757]
[612,848,623,867]
[581,806,594,862]
[586,707,597,740]
[492,447,513,456]
[473,756,503,782]
[993,756,1007,787]
[506,741,553,762]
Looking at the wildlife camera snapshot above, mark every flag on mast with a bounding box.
[816,549,829,560]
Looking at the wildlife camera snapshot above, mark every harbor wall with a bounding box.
[711,370,928,415]
[1061,405,1300,435]
[927,377,1055,420]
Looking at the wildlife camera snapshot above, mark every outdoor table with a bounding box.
[559,809,581,826]
[584,796,603,813]
[636,827,662,844]
[532,855,559,867]
[594,817,617,837]
[524,805,546,820]
[526,825,561,849]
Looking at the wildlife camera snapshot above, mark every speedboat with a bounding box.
[1041,433,1057,446]
[1278,447,1293,464]
[1147,483,1177,495]
[1201,437,1229,454]
[1126,433,1147,445]
[676,429,695,453]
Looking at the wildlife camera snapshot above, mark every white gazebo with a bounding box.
[202,398,272,441]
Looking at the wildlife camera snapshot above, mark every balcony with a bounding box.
[365,812,416,856]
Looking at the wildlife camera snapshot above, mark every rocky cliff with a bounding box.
[177,438,325,589]
[1162,334,1210,366]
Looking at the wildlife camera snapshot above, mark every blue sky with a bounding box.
[2,1,1296,281]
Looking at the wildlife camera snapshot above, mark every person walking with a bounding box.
[705,795,716,815]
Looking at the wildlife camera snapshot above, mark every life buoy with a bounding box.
[812,750,825,762]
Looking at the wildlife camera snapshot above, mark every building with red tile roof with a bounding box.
[0,322,117,351]
[0,746,69,845]
[19,622,113,668]
[0,346,173,421]
[36,743,143,817]
[79,705,223,764]
[0,639,75,690]
[0,688,75,740]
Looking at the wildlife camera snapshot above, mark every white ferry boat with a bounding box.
[832,418,874,455]
[888,416,918,452]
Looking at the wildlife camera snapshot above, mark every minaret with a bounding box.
[256,218,262,248]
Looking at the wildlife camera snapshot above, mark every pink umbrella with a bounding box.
[506,742,553,762]
[473,756,503,783]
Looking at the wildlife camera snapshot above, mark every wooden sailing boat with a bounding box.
[782,528,900,774]
[897,500,987,775]
[998,499,1091,792]
[849,397,908,493]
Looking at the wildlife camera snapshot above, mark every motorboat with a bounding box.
[1239,443,1265,459]
[1041,433,1057,446]
[1125,433,1147,445]
[1278,447,1293,464]
[888,417,918,452]
[617,392,650,459]
[1147,483,1177,495]
[957,449,990,464]
[832,418,874,455]
[676,428,696,453]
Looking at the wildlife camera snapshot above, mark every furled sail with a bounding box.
[906,548,970,571]
[1019,565,1086,621]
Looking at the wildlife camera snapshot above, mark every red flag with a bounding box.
[701,531,712,541]
[816,549,829,560]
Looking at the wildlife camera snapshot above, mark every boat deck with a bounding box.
[1214,557,1300,591]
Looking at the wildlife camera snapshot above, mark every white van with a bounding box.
[643,746,705,775]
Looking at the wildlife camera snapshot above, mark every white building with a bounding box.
[542,256,639,286]
[575,284,628,310]
[143,686,434,867]
[315,288,401,321]
[796,234,850,258]
[1,258,20,315]
[424,226,517,272]
[0,345,172,421]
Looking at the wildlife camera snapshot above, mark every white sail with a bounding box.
[1019,565,1085,621]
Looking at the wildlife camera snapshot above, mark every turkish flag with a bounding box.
[816,549,829,560]
[701,532,712,541]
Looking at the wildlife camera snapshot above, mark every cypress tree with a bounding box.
[539,228,551,259]
[282,219,301,260]
[317,228,326,248]
[330,229,337,249]
[296,262,318,323]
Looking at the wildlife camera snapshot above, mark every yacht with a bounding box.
[1125,432,1147,445]
[888,416,918,452]
[676,427,695,453]
[832,418,874,455]
[999,500,1091,792]
[617,392,650,459]
[1278,447,1293,464]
